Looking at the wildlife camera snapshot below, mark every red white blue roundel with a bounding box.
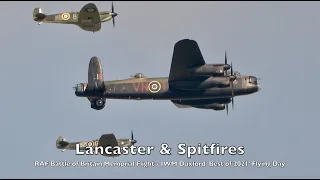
[86,8,96,13]
[61,13,70,20]
[87,141,93,147]
[148,81,161,93]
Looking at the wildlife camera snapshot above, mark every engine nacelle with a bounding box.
[185,64,230,76]
[173,99,231,106]
[200,77,230,88]
[170,77,230,90]
[193,103,225,110]
[91,98,106,110]
[213,106,225,111]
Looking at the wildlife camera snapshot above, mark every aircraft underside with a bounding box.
[77,86,252,100]
[79,23,101,32]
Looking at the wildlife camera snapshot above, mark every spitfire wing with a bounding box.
[98,134,118,147]
[168,39,206,83]
[78,3,101,24]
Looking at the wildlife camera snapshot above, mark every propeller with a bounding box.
[229,62,236,96]
[111,2,117,27]
[224,51,228,78]
[130,130,137,145]
[226,104,228,115]
[225,96,234,115]
[225,59,236,115]
[225,96,235,115]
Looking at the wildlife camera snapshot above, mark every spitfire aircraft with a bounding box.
[33,2,117,32]
[56,131,137,157]
[74,39,261,114]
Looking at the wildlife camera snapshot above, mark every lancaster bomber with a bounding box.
[56,131,137,157]
[74,39,261,114]
[33,2,117,32]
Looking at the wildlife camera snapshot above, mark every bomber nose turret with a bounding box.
[249,76,258,85]
[247,76,261,92]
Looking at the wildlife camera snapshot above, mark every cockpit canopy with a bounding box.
[133,73,146,78]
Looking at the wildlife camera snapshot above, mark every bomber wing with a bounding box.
[78,3,101,27]
[171,98,231,106]
[171,100,192,108]
[168,39,206,83]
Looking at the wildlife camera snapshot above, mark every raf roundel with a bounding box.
[87,141,93,147]
[148,81,161,93]
[61,13,70,20]
[86,8,96,13]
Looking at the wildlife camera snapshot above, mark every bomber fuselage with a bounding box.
[75,75,260,100]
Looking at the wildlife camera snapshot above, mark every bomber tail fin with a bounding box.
[56,136,69,152]
[86,56,107,110]
[33,8,46,22]
[87,56,106,91]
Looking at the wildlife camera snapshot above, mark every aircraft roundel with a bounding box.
[86,8,96,13]
[148,81,161,93]
[87,141,93,147]
[61,13,70,20]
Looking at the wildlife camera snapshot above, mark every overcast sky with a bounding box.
[0,1,318,178]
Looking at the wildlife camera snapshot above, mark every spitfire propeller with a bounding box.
[129,130,137,145]
[111,2,117,27]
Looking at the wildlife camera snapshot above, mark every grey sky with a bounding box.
[0,1,318,178]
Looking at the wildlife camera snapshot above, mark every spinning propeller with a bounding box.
[130,130,137,145]
[224,51,235,115]
[111,2,117,27]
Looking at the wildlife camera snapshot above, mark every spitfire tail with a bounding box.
[56,136,69,150]
[33,8,46,21]
[87,56,105,91]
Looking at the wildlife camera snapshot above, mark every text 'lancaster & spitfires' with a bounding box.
[34,160,286,168]
[75,143,245,158]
